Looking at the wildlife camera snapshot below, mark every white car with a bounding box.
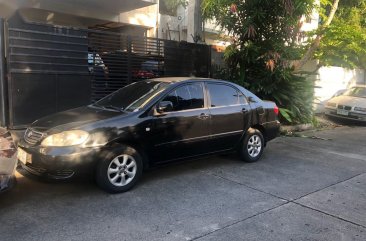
[325,85,366,122]
[0,130,17,192]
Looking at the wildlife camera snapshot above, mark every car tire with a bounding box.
[239,128,264,163]
[95,145,143,193]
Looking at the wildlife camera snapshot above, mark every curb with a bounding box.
[280,123,313,133]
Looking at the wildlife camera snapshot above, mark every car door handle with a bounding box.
[242,108,249,113]
[198,113,210,120]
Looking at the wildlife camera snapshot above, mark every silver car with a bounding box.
[325,85,366,122]
[0,129,17,192]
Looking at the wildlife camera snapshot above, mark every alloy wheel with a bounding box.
[107,154,137,187]
[247,135,262,158]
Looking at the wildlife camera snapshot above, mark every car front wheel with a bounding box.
[239,128,264,163]
[96,145,143,193]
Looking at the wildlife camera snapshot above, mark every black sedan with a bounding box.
[18,77,280,193]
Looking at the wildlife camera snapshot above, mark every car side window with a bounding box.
[239,92,248,105]
[162,83,204,112]
[208,83,242,107]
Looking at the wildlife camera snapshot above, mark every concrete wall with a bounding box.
[159,5,187,40]
[119,5,157,29]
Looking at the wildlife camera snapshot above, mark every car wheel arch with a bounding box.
[248,125,267,146]
[105,140,150,170]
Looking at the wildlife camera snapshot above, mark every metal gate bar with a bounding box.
[0,18,8,127]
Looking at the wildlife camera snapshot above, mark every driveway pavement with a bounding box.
[0,126,365,241]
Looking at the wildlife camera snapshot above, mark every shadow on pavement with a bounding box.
[0,153,242,208]
[139,153,239,185]
[327,116,366,126]
[322,114,366,127]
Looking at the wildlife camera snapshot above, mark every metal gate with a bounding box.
[88,29,211,102]
[5,12,211,128]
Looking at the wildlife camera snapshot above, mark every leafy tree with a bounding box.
[297,0,340,70]
[313,0,366,69]
[203,0,315,124]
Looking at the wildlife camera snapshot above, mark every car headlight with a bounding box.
[326,102,337,108]
[41,130,89,147]
[354,107,366,112]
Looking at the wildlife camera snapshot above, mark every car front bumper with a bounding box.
[325,108,366,122]
[17,142,103,180]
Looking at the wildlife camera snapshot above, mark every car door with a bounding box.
[206,82,251,151]
[149,82,211,162]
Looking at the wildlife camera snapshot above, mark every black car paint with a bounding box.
[18,78,280,179]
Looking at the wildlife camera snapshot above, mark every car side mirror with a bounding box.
[157,101,173,113]
[248,96,257,103]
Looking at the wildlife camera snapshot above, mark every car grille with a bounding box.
[54,170,75,178]
[22,163,75,179]
[24,163,47,174]
[24,128,45,145]
[337,105,352,111]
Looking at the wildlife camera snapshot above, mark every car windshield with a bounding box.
[343,87,366,98]
[94,81,169,112]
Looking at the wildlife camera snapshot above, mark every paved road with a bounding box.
[1,126,366,241]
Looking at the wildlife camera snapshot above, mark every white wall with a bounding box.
[119,4,158,29]
[158,5,187,40]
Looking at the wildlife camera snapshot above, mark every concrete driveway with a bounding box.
[0,126,365,241]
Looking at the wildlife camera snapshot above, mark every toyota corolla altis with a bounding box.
[18,77,280,193]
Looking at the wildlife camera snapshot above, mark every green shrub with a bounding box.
[220,45,314,124]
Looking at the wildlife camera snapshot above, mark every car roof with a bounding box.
[148,77,249,93]
[142,77,263,104]
[151,77,213,83]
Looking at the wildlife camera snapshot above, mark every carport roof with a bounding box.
[35,0,157,14]
[0,0,157,19]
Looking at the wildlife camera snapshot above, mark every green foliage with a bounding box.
[314,0,366,68]
[224,57,315,124]
[203,0,316,124]
[160,0,188,16]
[279,108,293,123]
[203,0,314,45]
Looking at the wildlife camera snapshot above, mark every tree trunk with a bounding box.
[295,0,340,71]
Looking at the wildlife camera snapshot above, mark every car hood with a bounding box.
[329,95,366,108]
[31,106,123,132]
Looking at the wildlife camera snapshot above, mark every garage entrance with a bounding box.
[2,13,211,128]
